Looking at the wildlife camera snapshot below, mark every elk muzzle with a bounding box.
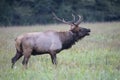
[86,29,91,35]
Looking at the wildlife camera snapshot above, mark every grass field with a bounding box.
[0,22,120,80]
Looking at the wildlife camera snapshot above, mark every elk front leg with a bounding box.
[50,51,57,65]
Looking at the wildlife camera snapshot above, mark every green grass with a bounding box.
[0,22,120,80]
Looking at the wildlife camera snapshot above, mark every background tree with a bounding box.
[0,0,120,26]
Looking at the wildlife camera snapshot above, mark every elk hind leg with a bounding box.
[22,49,31,69]
[11,50,23,68]
[22,56,30,69]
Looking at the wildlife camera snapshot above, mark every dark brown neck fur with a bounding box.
[57,31,77,50]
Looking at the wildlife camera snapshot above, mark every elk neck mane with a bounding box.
[57,31,79,50]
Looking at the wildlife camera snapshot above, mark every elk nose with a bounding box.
[87,29,91,32]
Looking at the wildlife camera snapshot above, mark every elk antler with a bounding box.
[75,15,83,25]
[71,14,75,23]
[52,12,74,25]
[52,12,83,25]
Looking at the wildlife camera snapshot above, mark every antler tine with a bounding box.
[75,15,83,25]
[52,12,71,25]
[72,14,75,23]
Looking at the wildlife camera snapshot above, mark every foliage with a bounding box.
[0,0,120,26]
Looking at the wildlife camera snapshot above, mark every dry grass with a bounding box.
[0,22,120,80]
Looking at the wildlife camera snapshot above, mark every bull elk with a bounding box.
[11,13,91,68]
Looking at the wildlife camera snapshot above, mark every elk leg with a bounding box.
[50,52,57,65]
[11,51,23,68]
[21,47,32,69]
[22,55,30,69]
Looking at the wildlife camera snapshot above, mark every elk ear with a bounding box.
[70,23,79,31]
[70,23,76,30]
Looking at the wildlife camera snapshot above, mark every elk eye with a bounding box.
[79,29,81,31]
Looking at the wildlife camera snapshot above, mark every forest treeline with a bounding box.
[0,0,120,26]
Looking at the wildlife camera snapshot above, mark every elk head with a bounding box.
[52,13,91,40]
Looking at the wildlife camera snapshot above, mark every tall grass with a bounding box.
[0,22,120,80]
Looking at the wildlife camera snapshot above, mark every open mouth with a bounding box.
[87,29,91,35]
[87,32,90,35]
